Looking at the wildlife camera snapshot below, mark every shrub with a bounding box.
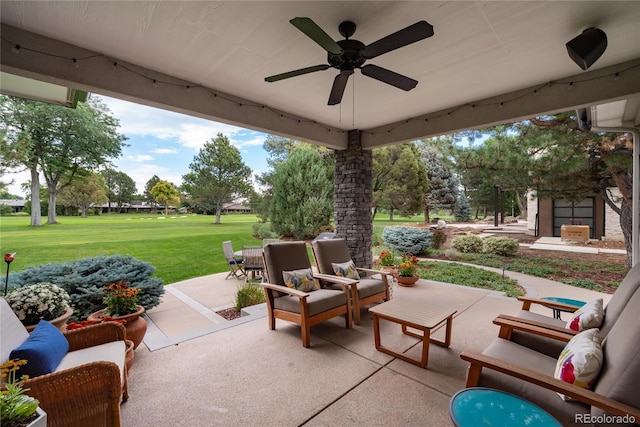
[431,229,447,249]
[3,255,164,320]
[234,280,265,311]
[252,222,262,236]
[483,236,520,256]
[451,234,483,253]
[382,226,432,255]
[0,204,14,216]
[258,222,278,239]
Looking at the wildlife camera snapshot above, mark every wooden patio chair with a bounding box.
[311,238,390,325]
[261,241,352,348]
[496,262,640,358]
[242,245,264,278]
[460,287,640,426]
[222,240,246,280]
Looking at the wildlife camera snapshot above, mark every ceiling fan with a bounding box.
[265,17,434,105]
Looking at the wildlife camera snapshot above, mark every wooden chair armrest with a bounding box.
[312,273,355,292]
[517,296,582,312]
[64,322,127,352]
[260,282,309,298]
[460,350,640,419]
[493,315,574,342]
[355,267,386,276]
[24,361,122,427]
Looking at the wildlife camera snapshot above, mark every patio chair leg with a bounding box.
[301,324,311,348]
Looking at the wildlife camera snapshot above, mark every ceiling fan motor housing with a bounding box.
[328,39,366,70]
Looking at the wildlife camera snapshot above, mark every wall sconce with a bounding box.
[566,27,607,70]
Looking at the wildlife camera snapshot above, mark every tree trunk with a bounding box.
[215,206,222,224]
[29,165,42,226]
[389,209,394,221]
[620,199,633,268]
[423,203,430,224]
[47,188,58,224]
[80,206,87,217]
[515,191,527,220]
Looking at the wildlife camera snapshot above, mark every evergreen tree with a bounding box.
[269,147,333,239]
[182,133,252,223]
[418,140,458,223]
[454,193,472,222]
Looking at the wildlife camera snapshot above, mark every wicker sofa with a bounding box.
[1,297,127,427]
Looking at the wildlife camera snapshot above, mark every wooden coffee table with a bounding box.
[369,298,456,368]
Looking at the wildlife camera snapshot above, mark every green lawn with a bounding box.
[0,214,262,284]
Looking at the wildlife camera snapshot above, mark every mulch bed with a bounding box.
[216,307,241,321]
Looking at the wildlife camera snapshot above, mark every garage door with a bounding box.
[553,198,595,238]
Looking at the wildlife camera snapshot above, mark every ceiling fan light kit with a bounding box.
[265,17,434,105]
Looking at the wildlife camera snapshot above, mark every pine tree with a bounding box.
[454,193,472,222]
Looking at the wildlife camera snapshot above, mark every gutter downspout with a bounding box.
[589,125,640,267]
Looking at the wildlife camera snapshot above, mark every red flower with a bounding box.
[4,253,15,263]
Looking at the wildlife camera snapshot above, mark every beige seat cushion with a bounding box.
[57,340,126,385]
[0,298,30,363]
[273,289,347,317]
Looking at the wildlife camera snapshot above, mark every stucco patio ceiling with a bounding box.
[1,1,639,150]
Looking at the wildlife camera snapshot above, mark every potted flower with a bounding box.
[395,254,420,287]
[0,359,46,427]
[87,282,147,349]
[5,283,73,331]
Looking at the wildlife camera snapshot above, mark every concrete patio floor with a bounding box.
[121,269,611,426]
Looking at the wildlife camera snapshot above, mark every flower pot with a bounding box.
[125,339,135,373]
[88,305,147,349]
[25,308,73,333]
[396,275,419,287]
[28,407,47,427]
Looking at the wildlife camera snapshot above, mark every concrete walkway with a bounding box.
[121,263,613,426]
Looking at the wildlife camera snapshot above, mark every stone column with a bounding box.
[334,130,373,267]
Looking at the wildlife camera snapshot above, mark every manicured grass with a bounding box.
[0,214,263,285]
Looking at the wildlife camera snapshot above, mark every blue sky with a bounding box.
[6,95,271,197]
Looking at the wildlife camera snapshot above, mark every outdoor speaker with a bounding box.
[566,28,607,70]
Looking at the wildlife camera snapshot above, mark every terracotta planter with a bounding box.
[25,308,73,333]
[396,275,419,287]
[88,305,147,349]
[125,339,135,373]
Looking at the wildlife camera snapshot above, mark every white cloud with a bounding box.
[127,154,154,162]
[153,148,179,154]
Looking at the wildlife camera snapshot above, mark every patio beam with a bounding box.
[0,24,348,150]
[361,58,640,148]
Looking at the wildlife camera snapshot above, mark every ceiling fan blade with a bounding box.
[361,64,418,91]
[265,64,331,82]
[290,17,343,55]
[328,70,353,105]
[362,21,434,59]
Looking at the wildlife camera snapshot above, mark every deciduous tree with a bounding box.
[57,172,108,217]
[0,95,126,225]
[150,180,181,215]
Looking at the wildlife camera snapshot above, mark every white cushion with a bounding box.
[566,298,604,331]
[57,340,126,384]
[1,297,30,363]
[554,328,603,400]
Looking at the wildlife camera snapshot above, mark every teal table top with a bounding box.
[541,297,586,307]
[450,387,562,427]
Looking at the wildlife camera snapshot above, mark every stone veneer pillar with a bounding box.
[334,130,373,267]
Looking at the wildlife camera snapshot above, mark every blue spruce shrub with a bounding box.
[382,226,432,255]
[3,255,164,320]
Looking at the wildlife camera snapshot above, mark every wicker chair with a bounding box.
[1,298,127,427]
